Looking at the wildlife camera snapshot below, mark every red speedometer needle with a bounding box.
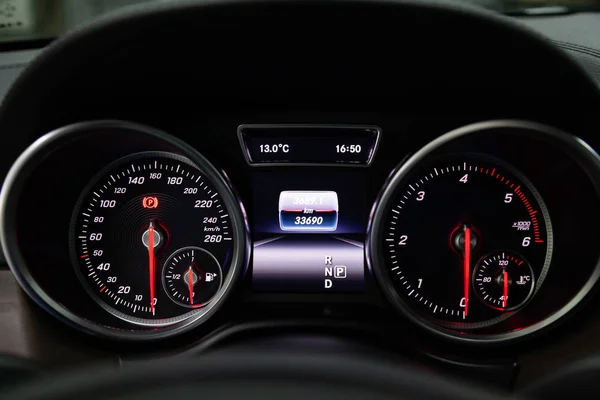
[188,267,194,305]
[148,222,156,314]
[503,270,509,309]
[463,226,471,317]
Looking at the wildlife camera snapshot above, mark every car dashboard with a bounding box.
[1,0,600,394]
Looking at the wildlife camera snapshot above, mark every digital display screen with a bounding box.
[239,125,380,166]
[278,191,339,231]
[252,170,366,292]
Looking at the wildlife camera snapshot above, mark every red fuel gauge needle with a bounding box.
[188,267,194,305]
[463,226,471,317]
[148,222,156,314]
[503,270,509,309]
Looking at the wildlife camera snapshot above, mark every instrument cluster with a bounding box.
[1,119,600,345]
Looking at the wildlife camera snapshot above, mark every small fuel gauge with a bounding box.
[162,246,222,308]
[473,251,535,311]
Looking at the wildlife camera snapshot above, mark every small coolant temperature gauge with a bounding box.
[162,247,223,308]
[473,251,535,311]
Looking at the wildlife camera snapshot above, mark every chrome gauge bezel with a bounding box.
[0,120,250,341]
[366,120,600,344]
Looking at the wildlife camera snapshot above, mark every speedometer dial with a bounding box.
[70,152,234,326]
[370,154,552,330]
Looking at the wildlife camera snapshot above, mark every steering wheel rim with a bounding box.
[3,350,513,400]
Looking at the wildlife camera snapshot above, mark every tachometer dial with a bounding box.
[70,152,235,326]
[370,155,552,329]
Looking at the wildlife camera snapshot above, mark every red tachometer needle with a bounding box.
[503,270,509,309]
[463,226,471,317]
[148,222,156,314]
[188,267,194,305]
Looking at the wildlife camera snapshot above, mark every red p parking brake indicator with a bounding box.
[142,196,159,209]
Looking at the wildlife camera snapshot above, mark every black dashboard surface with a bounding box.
[1,0,600,394]
[519,12,600,87]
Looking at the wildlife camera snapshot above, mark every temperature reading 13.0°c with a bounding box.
[259,143,290,153]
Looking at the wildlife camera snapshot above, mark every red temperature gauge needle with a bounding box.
[503,270,509,309]
[463,226,471,317]
[148,222,156,314]
[188,267,194,305]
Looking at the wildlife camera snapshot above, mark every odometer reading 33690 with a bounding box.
[379,155,552,329]
[70,152,234,326]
